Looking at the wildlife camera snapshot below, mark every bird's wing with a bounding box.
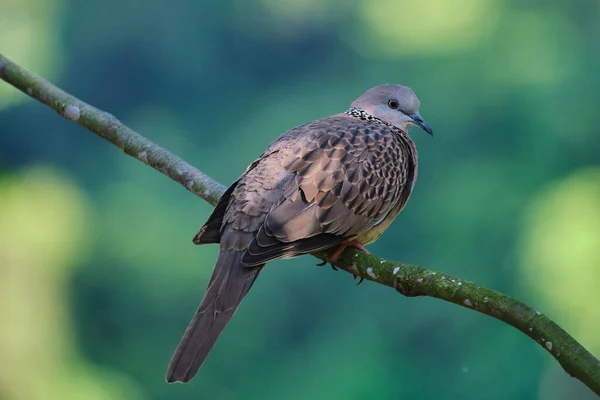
[235,115,413,267]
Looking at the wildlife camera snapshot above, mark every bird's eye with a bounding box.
[388,99,399,109]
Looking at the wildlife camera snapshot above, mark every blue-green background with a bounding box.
[1,1,600,399]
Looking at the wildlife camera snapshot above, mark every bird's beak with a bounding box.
[409,113,433,136]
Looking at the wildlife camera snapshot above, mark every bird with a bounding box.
[166,84,433,383]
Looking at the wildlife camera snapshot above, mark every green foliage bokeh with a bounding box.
[1,1,599,399]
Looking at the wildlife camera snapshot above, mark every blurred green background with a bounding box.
[1,1,599,399]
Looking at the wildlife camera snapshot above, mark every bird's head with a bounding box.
[351,84,433,136]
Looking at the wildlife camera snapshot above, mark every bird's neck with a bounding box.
[345,107,413,140]
[345,107,386,125]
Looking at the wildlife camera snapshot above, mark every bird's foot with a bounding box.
[317,241,370,281]
[330,240,370,264]
[316,260,338,271]
[330,240,370,285]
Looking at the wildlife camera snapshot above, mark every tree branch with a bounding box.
[2,52,599,396]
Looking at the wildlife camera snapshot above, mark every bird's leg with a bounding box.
[317,241,369,279]
[329,240,370,284]
[330,240,370,264]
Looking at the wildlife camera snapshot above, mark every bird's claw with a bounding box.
[316,260,338,271]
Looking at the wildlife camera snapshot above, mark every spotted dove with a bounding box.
[166,84,432,383]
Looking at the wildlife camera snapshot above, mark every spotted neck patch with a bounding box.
[345,107,393,128]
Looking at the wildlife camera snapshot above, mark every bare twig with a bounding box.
[2,52,598,396]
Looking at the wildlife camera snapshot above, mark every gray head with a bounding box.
[351,84,432,135]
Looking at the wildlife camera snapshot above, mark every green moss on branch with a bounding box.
[314,248,600,394]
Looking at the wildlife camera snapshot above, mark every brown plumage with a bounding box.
[166,84,432,383]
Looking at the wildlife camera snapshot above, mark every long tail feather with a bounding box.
[166,250,261,383]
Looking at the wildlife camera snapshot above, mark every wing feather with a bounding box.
[235,115,415,266]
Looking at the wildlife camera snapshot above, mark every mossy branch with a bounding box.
[1,52,599,396]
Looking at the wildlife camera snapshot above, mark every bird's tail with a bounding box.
[166,250,261,383]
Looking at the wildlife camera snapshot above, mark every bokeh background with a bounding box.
[1,1,600,399]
